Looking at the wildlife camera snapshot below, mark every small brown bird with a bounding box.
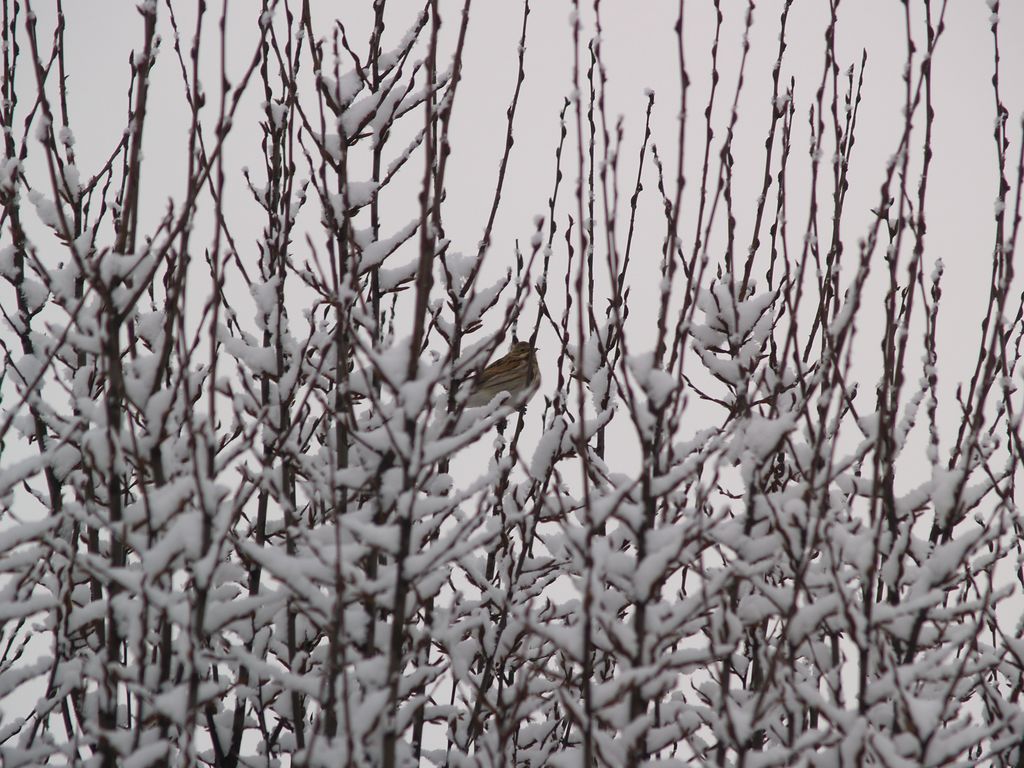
[464,341,541,408]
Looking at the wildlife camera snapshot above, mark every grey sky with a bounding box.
[19,0,1024,474]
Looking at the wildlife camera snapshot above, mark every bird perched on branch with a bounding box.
[464,341,541,408]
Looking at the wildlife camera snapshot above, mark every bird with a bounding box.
[463,340,540,408]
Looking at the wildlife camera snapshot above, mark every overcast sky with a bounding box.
[16,0,1024,479]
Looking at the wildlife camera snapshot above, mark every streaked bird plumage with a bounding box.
[464,341,540,408]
